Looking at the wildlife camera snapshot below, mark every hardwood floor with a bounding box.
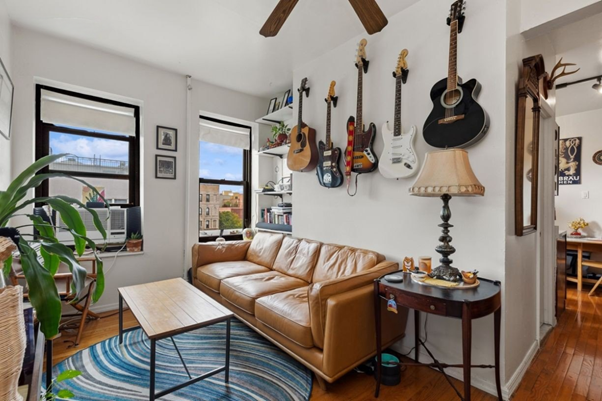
[50,283,592,400]
[513,283,602,400]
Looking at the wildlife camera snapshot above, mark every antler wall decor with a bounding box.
[542,58,580,99]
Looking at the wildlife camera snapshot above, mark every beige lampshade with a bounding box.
[409,149,485,197]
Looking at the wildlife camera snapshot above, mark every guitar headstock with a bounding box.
[356,39,368,67]
[325,81,338,107]
[447,0,466,33]
[298,77,310,97]
[394,49,409,77]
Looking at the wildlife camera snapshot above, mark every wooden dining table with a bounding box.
[567,237,602,291]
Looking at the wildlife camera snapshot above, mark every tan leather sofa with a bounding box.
[191,232,408,385]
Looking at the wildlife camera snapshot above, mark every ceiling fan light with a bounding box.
[594,79,602,94]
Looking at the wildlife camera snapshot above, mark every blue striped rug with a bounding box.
[47,319,312,400]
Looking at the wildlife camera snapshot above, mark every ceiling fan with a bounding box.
[260,0,388,37]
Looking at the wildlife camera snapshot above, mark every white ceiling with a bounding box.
[548,12,602,116]
[5,0,420,98]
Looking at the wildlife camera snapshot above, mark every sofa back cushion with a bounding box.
[245,232,284,268]
[312,243,384,282]
[273,237,321,282]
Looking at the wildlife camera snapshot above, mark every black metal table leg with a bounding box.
[494,307,503,400]
[46,339,53,390]
[415,309,420,363]
[150,339,156,401]
[225,318,231,383]
[374,280,382,398]
[119,293,123,344]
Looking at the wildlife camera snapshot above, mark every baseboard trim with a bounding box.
[504,340,539,399]
[90,303,121,314]
[394,339,538,400]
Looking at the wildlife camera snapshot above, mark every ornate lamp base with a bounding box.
[429,194,462,283]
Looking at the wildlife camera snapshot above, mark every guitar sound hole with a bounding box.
[444,89,461,106]
[296,133,303,143]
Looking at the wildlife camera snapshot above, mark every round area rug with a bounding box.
[46,319,312,400]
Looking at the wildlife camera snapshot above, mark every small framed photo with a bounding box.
[155,155,176,179]
[282,89,291,108]
[267,97,277,114]
[275,100,281,111]
[156,126,177,152]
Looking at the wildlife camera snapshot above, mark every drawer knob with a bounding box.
[430,305,436,311]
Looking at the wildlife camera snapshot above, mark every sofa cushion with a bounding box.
[245,232,284,269]
[256,287,313,348]
[273,237,321,282]
[312,244,384,283]
[220,271,306,315]
[197,261,270,293]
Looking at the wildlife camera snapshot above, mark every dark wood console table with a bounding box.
[374,272,502,400]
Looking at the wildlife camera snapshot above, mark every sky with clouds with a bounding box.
[49,133,244,194]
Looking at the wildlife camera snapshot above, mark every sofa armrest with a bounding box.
[191,241,251,281]
[308,260,399,349]
[321,285,408,379]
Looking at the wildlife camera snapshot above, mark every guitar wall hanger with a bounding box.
[325,95,338,108]
[393,68,409,84]
[298,83,310,98]
[355,58,369,74]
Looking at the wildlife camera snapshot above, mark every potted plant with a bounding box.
[0,154,106,398]
[271,122,291,145]
[569,218,589,237]
[126,232,143,252]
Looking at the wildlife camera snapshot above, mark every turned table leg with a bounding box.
[462,302,472,401]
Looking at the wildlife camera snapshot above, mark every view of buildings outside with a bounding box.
[199,183,244,237]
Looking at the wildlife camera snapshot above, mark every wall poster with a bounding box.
[559,137,581,185]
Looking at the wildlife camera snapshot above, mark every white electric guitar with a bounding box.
[379,49,419,179]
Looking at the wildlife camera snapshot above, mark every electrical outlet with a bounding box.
[582,191,589,199]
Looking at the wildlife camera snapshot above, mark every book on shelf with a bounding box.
[261,207,292,226]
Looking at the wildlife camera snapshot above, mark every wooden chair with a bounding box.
[586,261,602,296]
[11,255,99,346]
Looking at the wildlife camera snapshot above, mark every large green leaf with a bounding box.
[56,370,81,383]
[0,154,67,209]
[3,254,12,277]
[40,242,88,298]
[52,195,107,240]
[18,240,62,339]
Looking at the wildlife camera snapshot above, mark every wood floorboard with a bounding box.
[48,282,602,400]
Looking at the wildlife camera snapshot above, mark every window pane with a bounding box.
[49,176,129,204]
[49,131,129,175]
[199,183,244,237]
[199,141,243,181]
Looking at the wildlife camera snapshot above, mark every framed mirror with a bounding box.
[515,55,545,236]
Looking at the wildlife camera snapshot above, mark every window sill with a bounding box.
[81,251,145,258]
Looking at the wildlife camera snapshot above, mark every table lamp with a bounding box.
[409,149,485,282]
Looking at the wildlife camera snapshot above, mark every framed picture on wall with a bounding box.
[559,136,582,185]
[0,56,14,140]
[282,90,291,108]
[267,97,277,115]
[156,126,177,152]
[155,155,176,179]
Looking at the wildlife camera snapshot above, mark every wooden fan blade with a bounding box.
[348,0,388,35]
[260,0,299,37]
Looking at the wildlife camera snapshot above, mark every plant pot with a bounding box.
[0,286,26,401]
[277,133,288,143]
[126,239,143,252]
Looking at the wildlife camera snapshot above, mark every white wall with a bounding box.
[557,108,602,238]
[0,0,11,188]
[11,26,267,311]
[521,0,602,37]
[293,0,507,394]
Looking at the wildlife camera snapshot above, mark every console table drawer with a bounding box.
[382,286,447,316]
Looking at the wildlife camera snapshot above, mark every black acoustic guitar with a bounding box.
[317,81,343,188]
[423,0,489,149]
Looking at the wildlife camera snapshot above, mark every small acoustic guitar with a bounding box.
[423,0,488,149]
[316,81,343,188]
[287,78,318,172]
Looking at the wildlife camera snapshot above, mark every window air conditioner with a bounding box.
[55,207,127,245]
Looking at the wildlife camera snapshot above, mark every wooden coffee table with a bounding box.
[118,278,233,400]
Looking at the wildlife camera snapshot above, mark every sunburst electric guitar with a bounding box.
[316,81,343,188]
[287,78,318,172]
[345,39,377,192]
[379,49,419,179]
[423,0,488,149]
